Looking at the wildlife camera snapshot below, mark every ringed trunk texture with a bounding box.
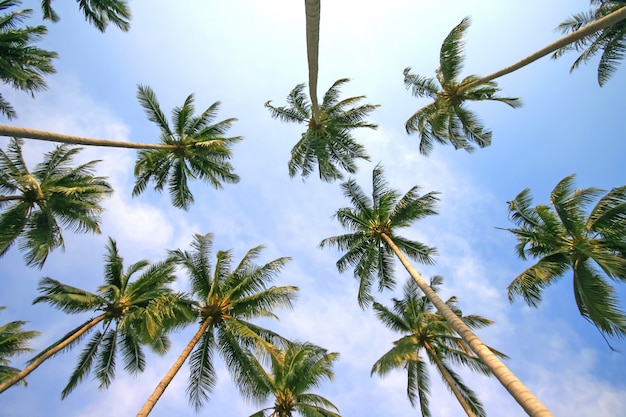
[459,6,626,93]
[0,125,172,150]
[304,0,321,120]
[0,314,106,393]
[136,317,212,417]
[381,234,553,417]
[424,342,476,417]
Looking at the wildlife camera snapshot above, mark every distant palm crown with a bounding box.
[404,17,521,155]
[265,78,379,182]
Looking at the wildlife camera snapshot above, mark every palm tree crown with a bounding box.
[319,164,439,307]
[0,237,187,395]
[505,174,626,338]
[372,276,505,417]
[0,0,57,119]
[0,306,39,387]
[137,233,298,416]
[265,78,379,182]
[0,138,112,268]
[404,17,521,155]
[40,0,131,32]
[250,342,341,417]
[552,1,626,86]
[133,84,242,210]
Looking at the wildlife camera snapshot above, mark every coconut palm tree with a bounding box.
[0,85,242,210]
[0,306,40,387]
[40,0,131,32]
[505,174,626,338]
[132,84,242,209]
[249,342,341,417]
[405,6,626,154]
[137,233,298,417]
[0,0,57,119]
[320,165,553,417]
[265,79,378,182]
[0,237,189,395]
[552,1,626,86]
[404,17,521,155]
[372,276,506,417]
[0,138,112,268]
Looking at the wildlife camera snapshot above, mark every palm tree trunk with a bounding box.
[0,125,173,150]
[136,317,212,417]
[0,314,105,393]
[380,233,553,417]
[458,6,626,94]
[424,342,476,417]
[304,0,321,121]
[0,195,23,202]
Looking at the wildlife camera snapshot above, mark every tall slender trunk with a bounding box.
[458,6,626,94]
[0,314,105,393]
[380,233,553,417]
[136,317,212,417]
[304,0,321,121]
[0,125,173,150]
[424,342,476,417]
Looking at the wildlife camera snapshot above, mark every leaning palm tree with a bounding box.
[249,342,341,417]
[0,237,188,395]
[265,78,379,182]
[405,7,626,154]
[320,165,553,417]
[372,276,506,417]
[505,174,626,338]
[404,17,521,155]
[552,0,626,86]
[0,138,112,268]
[137,233,298,417]
[0,0,57,119]
[40,0,131,32]
[0,84,242,210]
[0,306,40,387]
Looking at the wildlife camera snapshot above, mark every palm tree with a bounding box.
[265,78,379,182]
[505,174,626,338]
[40,0,131,32]
[552,1,626,86]
[0,85,242,210]
[404,17,521,155]
[137,233,298,417]
[0,0,57,119]
[0,306,40,387]
[0,138,112,268]
[372,276,506,417]
[133,84,242,209]
[320,165,553,417]
[249,342,341,417]
[405,7,626,154]
[0,237,188,395]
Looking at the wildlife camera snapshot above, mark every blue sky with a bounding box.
[1,1,625,416]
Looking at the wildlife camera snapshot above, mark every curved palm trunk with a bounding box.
[136,317,212,417]
[424,342,476,417]
[458,6,626,94]
[381,234,553,417]
[304,0,321,121]
[0,125,173,150]
[0,314,105,393]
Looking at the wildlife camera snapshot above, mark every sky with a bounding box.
[1,1,625,416]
